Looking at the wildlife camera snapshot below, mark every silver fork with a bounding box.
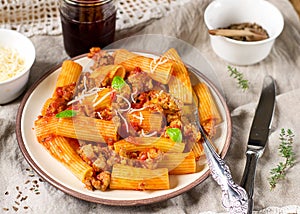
[193,98,248,213]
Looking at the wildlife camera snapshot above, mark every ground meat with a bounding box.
[87,47,114,70]
[167,113,182,128]
[79,144,96,164]
[146,90,183,113]
[55,83,76,101]
[183,123,201,143]
[93,155,107,172]
[45,97,67,116]
[84,171,111,191]
[79,140,166,191]
[112,114,121,127]
[83,177,94,190]
[166,113,180,123]
[94,108,113,120]
[76,72,96,94]
[131,92,149,109]
[127,71,153,93]
[169,119,182,129]
[122,148,163,169]
[45,83,76,116]
[179,123,201,152]
[147,148,162,159]
[79,144,121,171]
[112,84,132,111]
[93,171,111,191]
[202,120,217,137]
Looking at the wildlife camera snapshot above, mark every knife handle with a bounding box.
[240,150,261,214]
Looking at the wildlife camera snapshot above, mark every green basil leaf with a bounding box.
[112,76,125,90]
[55,109,77,118]
[166,128,182,143]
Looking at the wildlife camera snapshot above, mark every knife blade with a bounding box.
[240,75,276,214]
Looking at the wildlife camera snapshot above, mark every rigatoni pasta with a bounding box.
[45,136,94,182]
[157,152,196,174]
[34,116,58,142]
[113,137,185,154]
[90,65,126,86]
[193,82,222,136]
[114,49,173,84]
[110,164,169,190]
[33,47,222,192]
[163,48,193,104]
[82,88,113,114]
[54,60,82,93]
[56,116,118,143]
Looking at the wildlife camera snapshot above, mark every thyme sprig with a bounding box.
[227,65,249,91]
[268,128,296,190]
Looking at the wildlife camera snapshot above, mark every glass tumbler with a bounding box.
[59,0,117,57]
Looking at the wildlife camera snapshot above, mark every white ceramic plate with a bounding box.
[16,51,231,206]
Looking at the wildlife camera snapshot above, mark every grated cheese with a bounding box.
[158,90,164,96]
[131,88,138,103]
[67,86,104,105]
[82,75,88,94]
[131,111,144,125]
[138,111,143,125]
[117,94,131,112]
[0,46,25,82]
[67,74,104,105]
[115,110,129,133]
[92,90,112,107]
[141,129,157,137]
[149,56,169,74]
[96,111,103,119]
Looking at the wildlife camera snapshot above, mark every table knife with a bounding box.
[240,75,276,214]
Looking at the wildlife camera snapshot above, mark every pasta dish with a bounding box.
[34,48,221,191]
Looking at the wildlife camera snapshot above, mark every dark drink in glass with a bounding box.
[59,0,117,57]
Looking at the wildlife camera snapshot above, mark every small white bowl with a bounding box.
[0,29,35,104]
[204,0,284,66]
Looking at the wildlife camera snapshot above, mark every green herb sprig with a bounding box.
[166,128,183,143]
[227,65,249,91]
[268,128,296,190]
[112,76,125,90]
[55,109,77,118]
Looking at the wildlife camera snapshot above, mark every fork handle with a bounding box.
[240,151,261,214]
[200,126,248,213]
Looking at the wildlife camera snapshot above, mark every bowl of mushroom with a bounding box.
[204,0,284,65]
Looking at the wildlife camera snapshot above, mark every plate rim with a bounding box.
[16,51,232,206]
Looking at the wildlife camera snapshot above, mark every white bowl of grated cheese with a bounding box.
[0,29,35,104]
